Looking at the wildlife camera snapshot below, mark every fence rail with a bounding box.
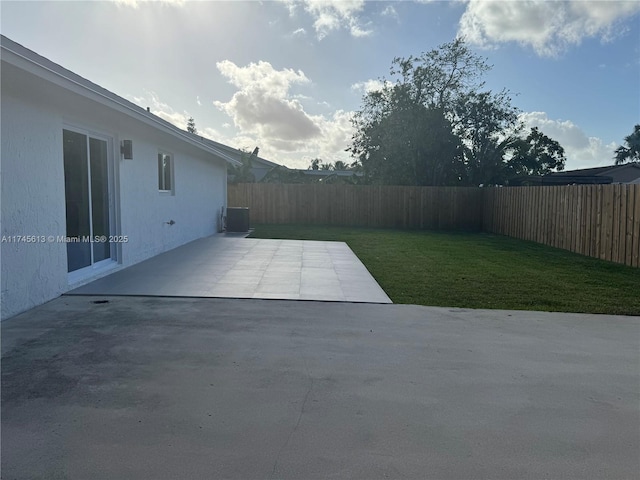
[228,183,640,268]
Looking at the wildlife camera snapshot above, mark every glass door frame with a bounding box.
[63,125,118,284]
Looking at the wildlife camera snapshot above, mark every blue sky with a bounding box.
[2,0,639,170]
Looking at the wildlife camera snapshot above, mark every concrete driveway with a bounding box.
[2,296,638,479]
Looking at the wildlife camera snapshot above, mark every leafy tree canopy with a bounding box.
[227,150,255,184]
[308,158,336,171]
[506,127,566,180]
[454,90,520,186]
[349,38,566,186]
[614,125,640,165]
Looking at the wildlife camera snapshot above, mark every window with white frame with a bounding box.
[158,152,173,192]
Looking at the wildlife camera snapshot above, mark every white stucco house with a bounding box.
[1,35,240,320]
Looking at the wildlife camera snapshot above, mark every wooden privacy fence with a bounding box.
[228,183,640,268]
[228,183,483,231]
[483,184,640,268]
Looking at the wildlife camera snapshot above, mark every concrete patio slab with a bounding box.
[2,296,639,480]
[67,236,391,303]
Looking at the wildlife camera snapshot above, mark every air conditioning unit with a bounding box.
[226,207,250,232]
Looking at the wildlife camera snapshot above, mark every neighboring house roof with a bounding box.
[198,137,363,182]
[547,163,640,184]
[297,169,363,178]
[0,35,241,167]
[193,133,362,182]
[191,136,283,181]
[511,163,640,186]
[192,135,280,169]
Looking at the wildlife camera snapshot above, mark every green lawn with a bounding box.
[249,225,640,315]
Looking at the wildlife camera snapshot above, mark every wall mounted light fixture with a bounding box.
[121,140,133,159]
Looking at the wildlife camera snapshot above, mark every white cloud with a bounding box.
[213,60,354,167]
[351,78,386,93]
[124,68,353,169]
[282,0,371,39]
[255,110,354,166]
[519,112,617,169]
[127,91,223,141]
[313,109,354,161]
[196,95,202,106]
[459,0,640,57]
[198,126,225,141]
[114,0,185,8]
[214,60,321,142]
[127,90,191,129]
[381,4,399,21]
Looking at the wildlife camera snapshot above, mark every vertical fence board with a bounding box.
[612,185,621,263]
[575,186,583,255]
[565,186,573,251]
[618,186,627,264]
[633,185,640,267]
[625,186,635,267]
[567,186,575,252]
[594,185,602,259]
[603,186,614,261]
[530,187,537,243]
[534,187,541,244]
[591,185,598,257]
[553,187,564,248]
[583,186,591,256]
[572,186,580,253]
[568,186,574,251]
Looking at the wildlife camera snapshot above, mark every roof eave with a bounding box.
[1,35,241,167]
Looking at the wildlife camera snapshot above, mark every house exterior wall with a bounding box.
[1,64,227,320]
[116,128,226,267]
[1,87,69,319]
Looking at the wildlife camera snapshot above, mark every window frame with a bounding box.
[158,151,174,194]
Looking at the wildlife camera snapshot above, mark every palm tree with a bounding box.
[309,158,321,170]
[614,125,640,165]
[333,160,348,171]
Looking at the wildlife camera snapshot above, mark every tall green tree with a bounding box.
[389,37,491,111]
[187,116,197,134]
[454,90,520,185]
[350,38,510,186]
[506,127,566,181]
[333,160,349,170]
[309,158,335,171]
[350,39,475,186]
[350,38,568,186]
[614,125,640,164]
[228,150,255,184]
[351,93,462,185]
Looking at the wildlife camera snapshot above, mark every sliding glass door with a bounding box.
[63,129,113,273]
